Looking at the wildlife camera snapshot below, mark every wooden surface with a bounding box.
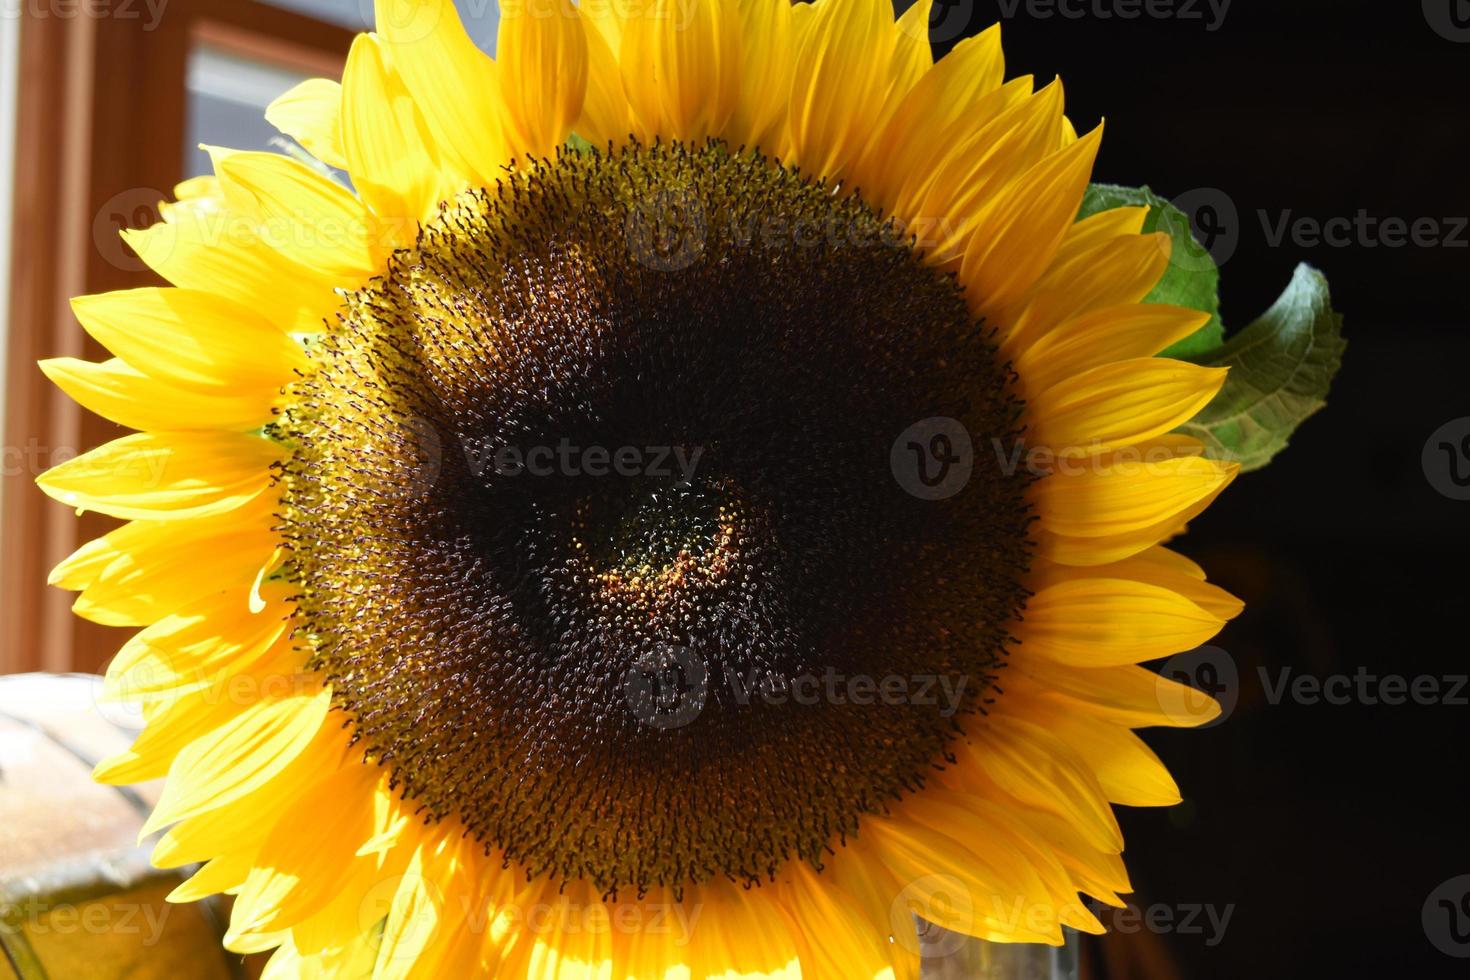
[0,674,241,979]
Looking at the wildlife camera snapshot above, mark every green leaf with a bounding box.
[1175,264,1346,472]
[1078,184,1223,358]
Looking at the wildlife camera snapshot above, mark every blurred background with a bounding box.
[0,0,1465,977]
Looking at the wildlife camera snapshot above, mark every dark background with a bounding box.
[907,0,1470,976]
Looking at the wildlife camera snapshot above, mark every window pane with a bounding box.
[258,0,498,53]
[183,46,309,176]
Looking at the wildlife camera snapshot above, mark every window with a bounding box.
[1,0,356,673]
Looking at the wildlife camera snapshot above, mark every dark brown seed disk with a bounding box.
[275,140,1034,897]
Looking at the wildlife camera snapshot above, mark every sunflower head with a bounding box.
[41,1,1241,976]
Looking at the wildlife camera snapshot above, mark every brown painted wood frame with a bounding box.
[1,0,354,675]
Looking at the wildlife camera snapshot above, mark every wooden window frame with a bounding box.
[2,0,354,675]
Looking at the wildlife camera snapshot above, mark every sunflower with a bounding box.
[39,0,1243,976]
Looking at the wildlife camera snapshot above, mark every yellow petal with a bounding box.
[961,124,1103,314]
[37,431,281,520]
[47,533,119,591]
[1019,577,1225,667]
[120,216,341,336]
[691,880,801,979]
[214,151,396,274]
[776,860,908,980]
[497,0,588,157]
[1035,450,1238,566]
[788,0,894,180]
[955,717,1121,854]
[1033,452,1235,541]
[1005,230,1171,341]
[266,78,349,170]
[862,799,1059,945]
[341,33,449,223]
[374,0,504,184]
[1038,547,1244,620]
[574,8,628,147]
[727,0,796,154]
[70,287,309,391]
[40,357,278,434]
[1029,705,1183,806]
[102,587,294,704]
[227,760,384,938]
[69,501,277,626]
[151,727,348,869]
[1026,359,1228,455]
[860,24,1007,211]
[141,684,332,836]
[94,683,255,784]
[919,78,1066,260]
[619,0,741,142]
[1014,659,1224,730]
[1009,304,1211,389]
